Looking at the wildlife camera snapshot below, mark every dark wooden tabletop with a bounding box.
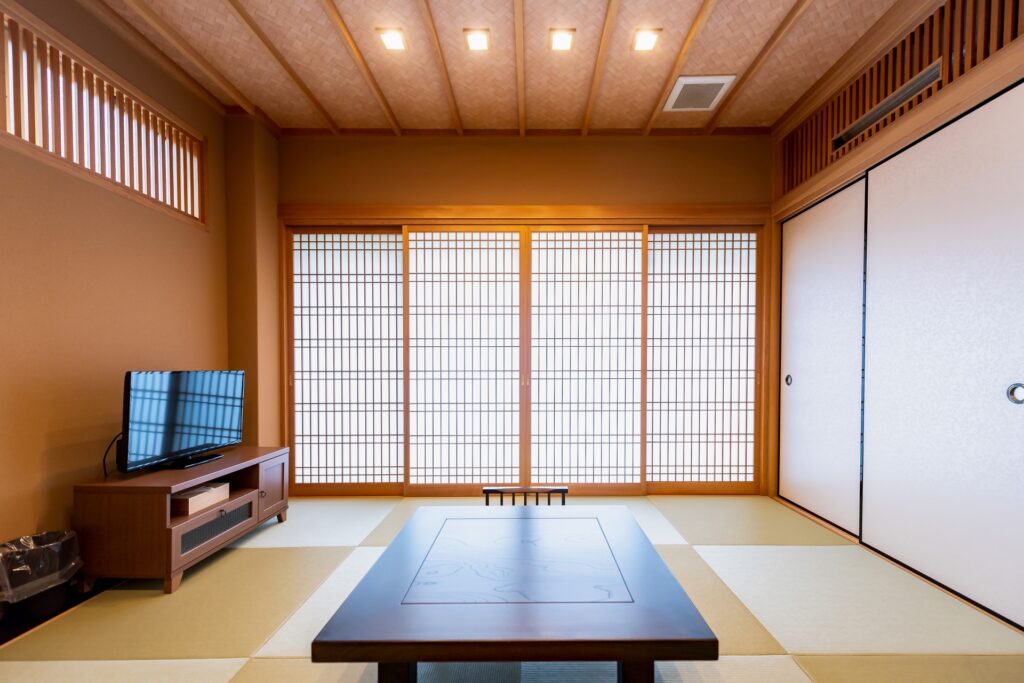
[312,505,718,663]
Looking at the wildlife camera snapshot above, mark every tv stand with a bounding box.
[73,446,288,593]
[168,452,224,469]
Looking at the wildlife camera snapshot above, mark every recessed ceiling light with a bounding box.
[464,28,490,51]
[633,28,661,51]
[377,28,405,50]
[550,28,575,51]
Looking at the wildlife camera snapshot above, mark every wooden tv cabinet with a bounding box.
[73,446,289,593]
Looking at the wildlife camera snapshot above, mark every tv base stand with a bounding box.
[73,446,289,593]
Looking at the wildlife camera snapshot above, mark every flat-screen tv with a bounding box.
[117,370,244,472]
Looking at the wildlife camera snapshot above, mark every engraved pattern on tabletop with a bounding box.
[404,518,633,604]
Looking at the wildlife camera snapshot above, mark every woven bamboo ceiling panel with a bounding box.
[652,0,797,129]
[430,0,518,129]
[721,0,899,127]
[235,0,388,128]
[523,0,606,129]
[589,0,702,130]
[99,0,903,134]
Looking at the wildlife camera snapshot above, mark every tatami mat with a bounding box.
[794,655,1024,683]
[519,657,811,682]
[0,547,351,661]
[576,497,688,544]
[255,547,384,658]
[234,498,399,548]
[650,496,849,546]
[696,546,1024,654]
[360,497,481,546]
[0,659,247,682]
[656,545,785,655]
[231,658,373,683]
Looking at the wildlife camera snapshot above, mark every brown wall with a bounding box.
[0,0,228,540]
[279,135,772,206]
[226,116,281,447]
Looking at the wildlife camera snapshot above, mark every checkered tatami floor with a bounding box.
[2,496,1023,682]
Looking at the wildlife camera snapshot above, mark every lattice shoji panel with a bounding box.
[291,232,404,484]
[782,0,1023,193]
[408,231,521,484]
[647,232,757,482]
[531,231,642,484]
[1,10,204,220]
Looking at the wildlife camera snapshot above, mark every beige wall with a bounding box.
[279,135,771,206]
[0,0,228,540]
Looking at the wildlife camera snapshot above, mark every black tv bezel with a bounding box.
[116,370,245,473]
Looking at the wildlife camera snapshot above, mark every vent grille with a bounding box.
[663,76,735,112]
[180,503,252,554]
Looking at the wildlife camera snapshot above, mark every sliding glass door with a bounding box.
[287,226,758,493]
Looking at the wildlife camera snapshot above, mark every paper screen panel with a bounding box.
[292,232,404,484]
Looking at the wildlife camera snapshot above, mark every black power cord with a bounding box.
[101,432,123,479]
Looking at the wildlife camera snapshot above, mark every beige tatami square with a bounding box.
[575,497,687,544]
[0,547,351,661]
[696,545,1024,654]
[256,547,385,658]
[361,497,482,546]
[656,545,784,655]
[0,659,247,683]
[650,496,849,545]
[794,655,1024,683]
[233,497,400,548]
[231,658,373,683]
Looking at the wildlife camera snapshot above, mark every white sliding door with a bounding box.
[779,180,865,534]
[863,83,1024,626]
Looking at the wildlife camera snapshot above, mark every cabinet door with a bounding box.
[864,83,1024,626]
[258,454,289,521]
[779,179,865,535]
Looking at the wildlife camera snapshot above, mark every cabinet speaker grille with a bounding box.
[181,503,252,554]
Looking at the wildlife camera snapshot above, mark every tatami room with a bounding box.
[1,0,1022,682]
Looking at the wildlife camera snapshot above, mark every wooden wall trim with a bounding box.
[278,203,770,225]
[773,37,1024,221]
[773,0,946,140]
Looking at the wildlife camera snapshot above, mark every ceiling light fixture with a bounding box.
[464,28,490,51]
[549,28,575,51]
[377,28,405,50]
[633,28,661,51]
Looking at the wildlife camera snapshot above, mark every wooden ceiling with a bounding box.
[96,0,902,136]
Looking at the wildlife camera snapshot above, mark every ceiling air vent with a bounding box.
[663,75,735,112]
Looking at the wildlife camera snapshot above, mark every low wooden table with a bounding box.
[312,506,717,682]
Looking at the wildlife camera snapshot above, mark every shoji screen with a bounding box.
[291,232,404,484]
[864,83,1024,626]
[647,232,758,484]
[408,231,522,485]
[531,230,641,484]
[779,181,865,534]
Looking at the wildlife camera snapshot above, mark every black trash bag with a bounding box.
[0,531,83,604]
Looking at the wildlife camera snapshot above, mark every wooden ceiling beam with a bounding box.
[224,0,339,135]
[581,0,620,135]
[704,0,815,134]
[514,0,525,137]
[121,0,257,116]
[416,0,463,135]
[642,0,719,135]
[318,0,401,136]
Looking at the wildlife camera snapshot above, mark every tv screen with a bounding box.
[118,370,244,472]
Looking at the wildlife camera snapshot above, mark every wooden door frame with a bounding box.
[280,204,771,496]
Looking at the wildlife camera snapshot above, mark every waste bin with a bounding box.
[0,531,83,607]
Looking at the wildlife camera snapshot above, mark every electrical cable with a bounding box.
[101,432,123,479]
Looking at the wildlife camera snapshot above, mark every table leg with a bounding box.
[378,662,416,682]
[617,660,654,683]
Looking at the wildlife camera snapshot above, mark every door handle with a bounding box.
[1008,383,1024,404]
[785,375,793,386]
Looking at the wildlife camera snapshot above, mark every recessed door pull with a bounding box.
[785,375,793,386]
[1008,383,1024,404]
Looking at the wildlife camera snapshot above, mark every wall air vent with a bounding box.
[832,60,942,150]
[663,75,736,112]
